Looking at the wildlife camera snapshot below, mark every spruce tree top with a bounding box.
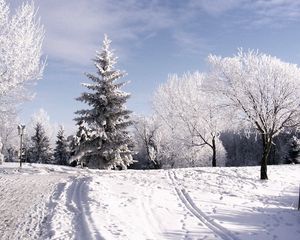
[75,34,131,127]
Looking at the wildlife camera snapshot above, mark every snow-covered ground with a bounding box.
[0,163,299,240]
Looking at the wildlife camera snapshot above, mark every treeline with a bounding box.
[221,131,299,166]
[6,123,69,166]
[4,122,299,168]
[132,126,300,170]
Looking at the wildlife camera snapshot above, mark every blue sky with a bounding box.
[11,0,300,134]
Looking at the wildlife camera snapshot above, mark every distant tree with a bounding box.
[209,50,300,179]
[53,126,69,165]
[286,136,300,164]
[30,123,52,163]
[5,146,18,162]
[28,108,57,145]
[133,116,162,169]
[220,130,262,166]
[75,35,134,169]
[153,72,226,167]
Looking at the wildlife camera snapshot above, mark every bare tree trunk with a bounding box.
[212,137,216,167]
[260,134,272,180]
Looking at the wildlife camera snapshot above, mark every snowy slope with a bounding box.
[0,163,299,240]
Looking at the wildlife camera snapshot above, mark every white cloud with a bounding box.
[189,0,243,16]
[34,0,177,65]
[188,0,300,28]
[173,31,213,55]
[248,0,300,23]
[11,0,300,66]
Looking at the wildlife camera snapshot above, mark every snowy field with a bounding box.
[0,163,299,240]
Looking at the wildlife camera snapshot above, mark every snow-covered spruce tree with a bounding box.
[53,126,69,165]
[30,123,52,164]
[75,35,134,169]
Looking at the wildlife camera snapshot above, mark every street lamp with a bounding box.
[18,125,25,167]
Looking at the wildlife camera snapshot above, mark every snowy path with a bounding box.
[0,163,299,240]
[0,170,70,240]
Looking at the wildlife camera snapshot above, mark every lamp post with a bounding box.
[18,125,25,167]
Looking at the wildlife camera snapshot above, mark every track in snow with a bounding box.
[167,170,239,240]
[44,176,104,240]
[137,186,162,240]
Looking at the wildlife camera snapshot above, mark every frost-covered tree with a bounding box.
[75,35,134,169]
[133,116,163,169]
[208,50,300,179]
[53,126,69,165]
[0,0,44,160]
[28,108,58,146]
[30,123,52,163]
[0,137,4,164]
[153,72,226,167]
[0,0,45,103]
[0,110,19,155]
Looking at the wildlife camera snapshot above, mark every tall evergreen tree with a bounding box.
[75,35,134,169]
[30,122,52,163]
[54,126,69,165]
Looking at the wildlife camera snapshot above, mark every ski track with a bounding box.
[167,170,239,240]
[44,176,104,240]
